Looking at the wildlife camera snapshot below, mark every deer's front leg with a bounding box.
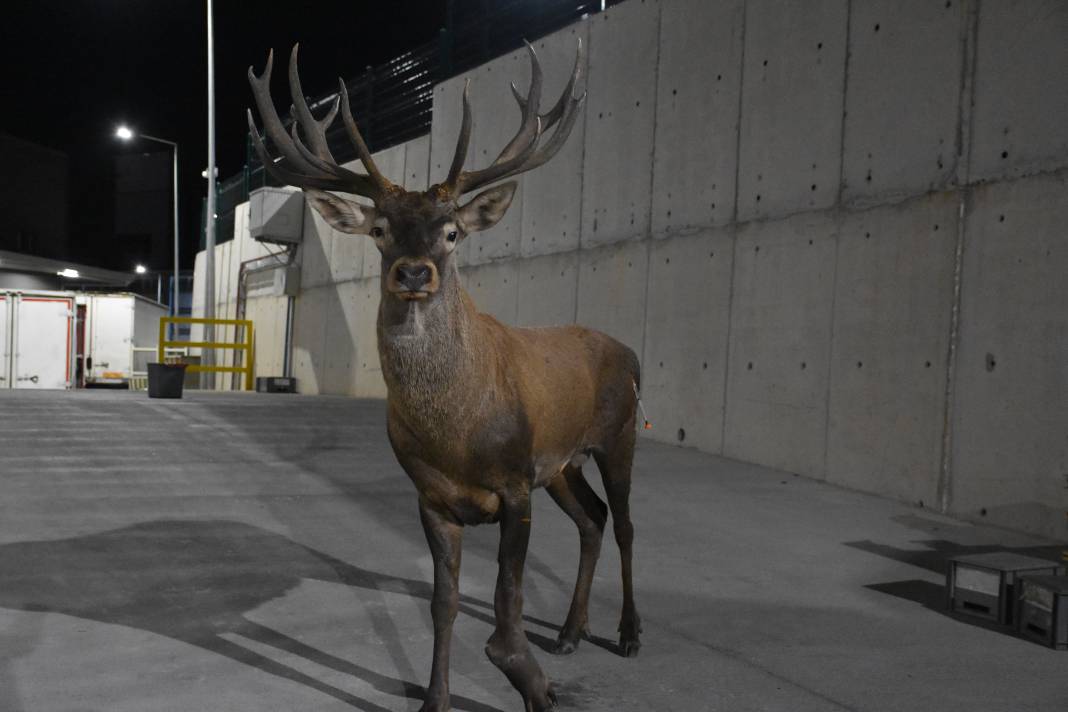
[419,498,463,712]
[485,493,557,712]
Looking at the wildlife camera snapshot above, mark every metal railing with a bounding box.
[158,316,255,391]
[204,0,624,249]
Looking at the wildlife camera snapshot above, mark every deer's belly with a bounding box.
[531,450,590,489]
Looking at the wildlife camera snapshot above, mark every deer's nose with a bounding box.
[396,262,432,290]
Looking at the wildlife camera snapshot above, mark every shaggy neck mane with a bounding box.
[376,264,485,432]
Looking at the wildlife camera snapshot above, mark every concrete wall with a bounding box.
[195,0,1068,539]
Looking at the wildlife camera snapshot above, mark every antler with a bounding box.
[441,39,586,198]
[247,45,397,201]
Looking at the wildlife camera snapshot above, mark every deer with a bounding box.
[248,42,641,712]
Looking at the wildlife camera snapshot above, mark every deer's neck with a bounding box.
[376,267,487,433]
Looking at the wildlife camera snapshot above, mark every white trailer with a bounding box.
[82,293,168,386]
[0,290,76,390]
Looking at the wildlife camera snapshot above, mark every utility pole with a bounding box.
[203,0,217,386]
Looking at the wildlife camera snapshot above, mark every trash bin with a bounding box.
[147,363,188,399]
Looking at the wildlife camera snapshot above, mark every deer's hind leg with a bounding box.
[545,464,608,655]
[594,422,642,657]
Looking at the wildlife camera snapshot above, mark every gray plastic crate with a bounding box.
[946,552,1063,625]
[1016,575,1068,650]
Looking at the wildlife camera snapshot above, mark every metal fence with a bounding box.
[203,0,622,248]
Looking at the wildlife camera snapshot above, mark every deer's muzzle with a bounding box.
[387,258,440,300]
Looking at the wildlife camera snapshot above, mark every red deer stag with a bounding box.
[248,43,641,712]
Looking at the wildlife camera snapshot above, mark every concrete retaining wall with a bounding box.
[196,0,1068,539]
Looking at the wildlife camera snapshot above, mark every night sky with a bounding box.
[1,1,444,270]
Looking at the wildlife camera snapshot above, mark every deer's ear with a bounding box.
[305,189,376,235]
[456,182,517,233]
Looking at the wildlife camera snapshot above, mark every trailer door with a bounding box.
[88,295,134,383]
[0,295,9,388]
[14,295,74,389]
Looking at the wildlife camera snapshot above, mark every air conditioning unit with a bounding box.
[246,264,301,298]
[249,187,305,245]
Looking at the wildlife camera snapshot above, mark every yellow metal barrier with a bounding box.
[158,317,255,391]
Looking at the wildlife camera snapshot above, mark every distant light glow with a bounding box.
[135,264,148,274]
[115,126,134,140]
[57,268,81,279]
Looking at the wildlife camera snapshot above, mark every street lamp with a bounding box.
[134,264,147,275]
[115,125,180,323]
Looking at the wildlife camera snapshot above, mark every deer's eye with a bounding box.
[446,230,458,243]
[370,226,384,238]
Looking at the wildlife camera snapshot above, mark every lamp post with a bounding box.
[115,126,180,323]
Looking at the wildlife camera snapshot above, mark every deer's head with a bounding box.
[248,44,584,304]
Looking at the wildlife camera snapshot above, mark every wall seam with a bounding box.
[937,0,981,513]
[638,0,664,403]
[573,18,593,325]
[822,0,853,478]
[720,0,748,455]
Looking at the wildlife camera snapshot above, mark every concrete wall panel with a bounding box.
[826,192,959,505]
[652,0,743,234]
[581,0,660,247]
[190,252,206,350]
[724,212,837,476]
[330,231,365,284]
[516,251,579,327]
[842,0,962,204]
[520,22,589,258]
[951,172,1068,539]
[403,134,431,191]
[300,203,335,288]
[642,228,734,453]
[737,0,848,222]
[461,261,519,326]
[970,0,1068,182]
[576,240,648,353]
[353,278,386,398]
[291,285,328,394]
[321,281,358,395]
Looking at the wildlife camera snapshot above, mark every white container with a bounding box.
[82,293,168,385]
[0,290,76,390]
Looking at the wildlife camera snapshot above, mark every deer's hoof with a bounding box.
[525,684,558,712]
[619,636,641,657]
[551,637,579,655]
[619,613,642,657]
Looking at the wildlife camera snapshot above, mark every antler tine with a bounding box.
[448,38,585,198]
[248,109,359,191]
[288,119,377,190]
[539,36,584,132]
[493,42,544,165]
[455,117,543,195]
[248,50,325,176]
[288,44,335,162]
[248,49,381,198]
[338,81,397,195]
[444,80,474,191]
[490,89,584,182]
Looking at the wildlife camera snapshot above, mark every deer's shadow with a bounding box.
[0,519,523,712]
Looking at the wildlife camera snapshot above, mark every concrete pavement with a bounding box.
[0,389,1064,711]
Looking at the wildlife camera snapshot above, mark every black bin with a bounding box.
[148,363,188,399]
